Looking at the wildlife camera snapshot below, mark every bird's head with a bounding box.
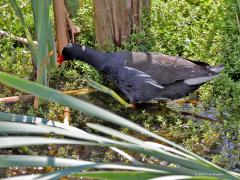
[57,43,85,65]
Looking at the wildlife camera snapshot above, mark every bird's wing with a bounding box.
[125,52,211,84]
[116,65,165,103]
[122,66,164,89]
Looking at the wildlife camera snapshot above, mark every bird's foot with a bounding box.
[125,103,136,109]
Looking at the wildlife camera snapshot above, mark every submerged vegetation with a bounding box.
[0,0,239,178]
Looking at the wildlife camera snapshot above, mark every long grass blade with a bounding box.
[33,0,50,85]
[149,176,221,180]
[0,111,85,133]
[1,171,162,180]
[0,111,141,165]
[0,120,207,172]
[35,164,166,180]
[0,71,190,152]
[0,72,238,180]
[9,0,37,63]
[0,155,94,168]
[47,20,57,68]
[0,121,211,176]
[72,171,161,180]
[0,155,166,173]
[87,123,195,160]
[85,123,215,172]
[109,147,143,165]
[0,121,126,146]
[0,136,101,149]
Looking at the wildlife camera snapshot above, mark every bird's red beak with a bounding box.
[57,55,64,65]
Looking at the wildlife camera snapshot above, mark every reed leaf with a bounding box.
[9,0,37,64]
[47,20,57,69]
[0,155,167,173]
[86,123,195,160]
[1,171,162,180]
[72,171,163,180]
[31,0,50,85]
[0,72,238,180]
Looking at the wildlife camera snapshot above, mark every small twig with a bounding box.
[64,6,80,42]
[179,111,218,121]
[0,95,34,103]
[63,107,70,126]
[0,29,38,45]
[172,99,218,121]
[0,88,96,104]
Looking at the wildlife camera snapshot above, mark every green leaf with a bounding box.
[72,171,161,180]
[36,164,165,180]
[0,155,166,173]
[9,0,37,64]
[0,172,161,180]
[31,0,51,85]
[0,136,101,149]
[0,111,84,133]
[87,123,195,159]
[47,20,57,69]
[0,72,238,180]
[0,155,95,168]
[0,121,134,147]
[0,121,209,176]
[85,123,208,171]
[0,72,196,154]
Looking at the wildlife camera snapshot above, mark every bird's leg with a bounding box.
[87,79,135,108]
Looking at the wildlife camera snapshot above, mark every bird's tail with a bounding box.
[208,65,224,74]
[184,76,218,85]
[184,65,224,86]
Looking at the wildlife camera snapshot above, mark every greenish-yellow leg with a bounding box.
[87,79,135,108]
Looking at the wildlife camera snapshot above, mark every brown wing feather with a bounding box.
[125,52,212,84]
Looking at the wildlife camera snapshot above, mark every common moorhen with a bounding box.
[58,43,223,104]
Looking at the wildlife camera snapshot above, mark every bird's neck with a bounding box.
[77,46,106,70]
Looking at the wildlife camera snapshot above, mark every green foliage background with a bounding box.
[0,0,239,174]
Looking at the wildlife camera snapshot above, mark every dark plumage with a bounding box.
[60,43,223,103]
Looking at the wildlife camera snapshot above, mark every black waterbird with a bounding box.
[58,43,223,104]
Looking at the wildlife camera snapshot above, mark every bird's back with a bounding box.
[126,52,217,85]
[99,51,222,103]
